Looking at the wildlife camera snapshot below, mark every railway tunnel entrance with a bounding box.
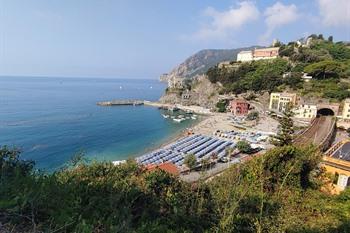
[317,108,335,116]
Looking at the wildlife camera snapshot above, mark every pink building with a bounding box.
[253,47,279,60]
[229,99,250,116]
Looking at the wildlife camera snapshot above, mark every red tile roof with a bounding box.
[145,162,180,176]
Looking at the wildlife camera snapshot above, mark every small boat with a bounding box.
[173,118,185,123]
[162,114,169,118]
[178,115,184,118]
[191,116,197,120]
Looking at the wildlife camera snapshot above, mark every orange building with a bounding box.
[145,162,180,176]
[229,99,250,116]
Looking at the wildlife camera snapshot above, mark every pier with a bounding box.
[97,100,212,115]
[97,100,144,106]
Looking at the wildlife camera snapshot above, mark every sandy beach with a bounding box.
[192,112,236,136]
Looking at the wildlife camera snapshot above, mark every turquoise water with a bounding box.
[0,76,195,170]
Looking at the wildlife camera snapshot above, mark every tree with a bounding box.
[284,72,303,89]
[184,154,197,169]
[328,35,333,42]
[304,60,343,79]
[271,104,294,146]
[216,100,227,112]
[236,140,252,153]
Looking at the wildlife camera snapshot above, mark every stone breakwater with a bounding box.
[97,100,212,115]
[97,100,144,106]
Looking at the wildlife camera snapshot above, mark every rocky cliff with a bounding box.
[159,76,221,109]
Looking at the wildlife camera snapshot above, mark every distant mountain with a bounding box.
[160,47,258,81]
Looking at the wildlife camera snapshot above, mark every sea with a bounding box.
[0,76,196,170]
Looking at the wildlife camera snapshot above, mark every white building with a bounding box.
[237,50,253,62]
[302,73,313,82]
[293,104,317,119]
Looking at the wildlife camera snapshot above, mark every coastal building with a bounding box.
[269,92,298,113]
[337,99,350,129]
[253,47,279,60]
[236,47,279,62]
[237,50,253,62]
[181,90,199,105]
[229,99,250,116]
[302,73,313,82]
[323,141,350,192]
[341,99,350,121]
[293,104,317,119]
[145,162,180,176]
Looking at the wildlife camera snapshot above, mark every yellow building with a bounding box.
[323,141,350,191]
[341,98,350,120]
[269,93,297,113]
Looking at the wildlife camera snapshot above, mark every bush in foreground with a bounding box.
[1,145,350,232]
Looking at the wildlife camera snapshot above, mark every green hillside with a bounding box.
[207,35,350,101]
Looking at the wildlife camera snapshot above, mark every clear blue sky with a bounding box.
[0,0,349,79]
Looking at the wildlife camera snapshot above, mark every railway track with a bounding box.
[294,116,335,147]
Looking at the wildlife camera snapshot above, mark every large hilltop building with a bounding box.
[237,47,279,62]
[236,51,253,62]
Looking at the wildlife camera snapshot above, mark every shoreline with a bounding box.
[112,112,208,163]
[144,101,213,115]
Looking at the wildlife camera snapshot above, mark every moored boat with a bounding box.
[173,118,185,123]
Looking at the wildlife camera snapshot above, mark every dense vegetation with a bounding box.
[207,35,350,101]
[1,144,350,232]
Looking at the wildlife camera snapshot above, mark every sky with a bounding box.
[0,0,349,79]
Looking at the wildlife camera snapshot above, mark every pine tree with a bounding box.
[271,104,294,146]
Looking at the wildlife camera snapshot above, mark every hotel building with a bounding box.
[269,93,297,113]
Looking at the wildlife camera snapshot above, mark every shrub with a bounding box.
[246,111,259,121]
[184,154,197,169]
[236,141,252,153]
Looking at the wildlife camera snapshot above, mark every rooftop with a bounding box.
[254,47,279,52]
[145,162,180,176]
[331,141,350,162]
[271,92,297,97]
[238,50,252,54]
